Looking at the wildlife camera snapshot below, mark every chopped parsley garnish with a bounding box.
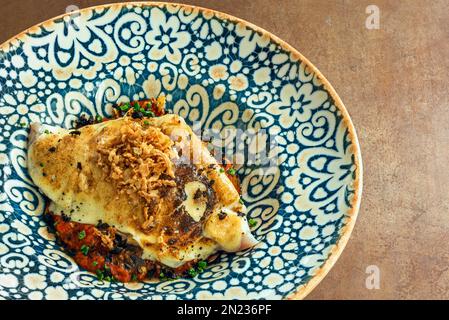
[197,261,207,271]
[143,120,150,126]
[132,274,138,281]
[96,269,104,281]
[92,261,98,267]
[80,244,89,256]
[132,102,142,113]
[227,168,236,175]
[143,110,155,117]
[158,272,174,281]
[185,262,208,278]
[219,168,225,173]
[20,122,26,127]
[78,230,86,240]
[188,268,197,277]
[44,129,50,134]
[248,218,257,228]
[95,115,103,122]
[239,198,244,205]
[119,103,130,111]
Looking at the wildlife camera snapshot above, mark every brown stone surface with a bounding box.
[1,0,448,299]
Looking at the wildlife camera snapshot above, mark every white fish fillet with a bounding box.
[27,114,257,268]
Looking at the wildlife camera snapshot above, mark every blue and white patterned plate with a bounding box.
[0,2,362,300]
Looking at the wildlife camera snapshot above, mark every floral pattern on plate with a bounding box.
[0,3,362,300]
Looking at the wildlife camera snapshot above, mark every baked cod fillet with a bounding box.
[27,114,257,269]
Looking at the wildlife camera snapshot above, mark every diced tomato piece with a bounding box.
[109,264,132,282]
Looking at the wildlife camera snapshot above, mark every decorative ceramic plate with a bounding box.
[0,2,362,300]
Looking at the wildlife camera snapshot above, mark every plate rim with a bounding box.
[0,1,363,300]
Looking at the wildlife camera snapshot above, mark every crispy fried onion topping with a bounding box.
[96,118,176,208]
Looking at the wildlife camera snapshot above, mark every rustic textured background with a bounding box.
[1,0,448,300]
